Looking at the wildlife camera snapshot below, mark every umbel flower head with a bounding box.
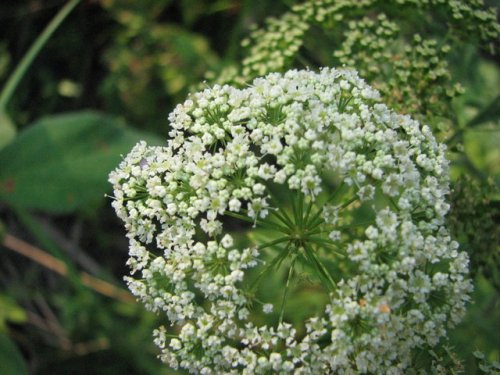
[109,68,471,374]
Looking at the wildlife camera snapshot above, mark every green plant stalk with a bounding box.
[0,0,81,111]
[278,254,297,325]
[0,220,5,243]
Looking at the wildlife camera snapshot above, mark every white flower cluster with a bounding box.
[223,0,499,134]
[110,68,471,374]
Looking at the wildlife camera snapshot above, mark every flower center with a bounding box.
[226,183,357,325]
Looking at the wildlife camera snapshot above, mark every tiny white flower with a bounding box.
[221,234,234,248]
[263,303,274,314]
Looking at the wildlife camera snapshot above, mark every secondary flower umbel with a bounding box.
[109,68,471,374]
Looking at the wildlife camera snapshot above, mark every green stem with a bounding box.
[297,191,304,228]
[249,243,291,291]
[338,195,358,211]
[304,197,314,224]
[0,0,81,110]
[336,220,375,230]
[268,207,294,229]
[242,208,292,233]
[305,236,345,258]
[303,228,326,237]
[307,194,358,230]
[306,183,344,227]
[224,210,290,234]
[258,236,290,250]
[279,254,297,324]
[388,196,400,212]
[289,189,299,224]
[303,243,336,291]
[307,215,328,232]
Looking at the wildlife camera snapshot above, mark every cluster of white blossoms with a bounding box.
[109,68,472,374]
[234,0,499,86]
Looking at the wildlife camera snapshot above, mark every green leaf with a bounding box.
[0,111,16,150]
[0,333,28,375]
[0,294,27,332]
[0,110,163,213]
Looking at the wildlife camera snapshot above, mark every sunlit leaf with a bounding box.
[0,294,27,332]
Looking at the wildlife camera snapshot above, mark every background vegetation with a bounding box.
[0,0,498,374]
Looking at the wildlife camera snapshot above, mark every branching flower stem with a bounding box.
[279,253,297,325]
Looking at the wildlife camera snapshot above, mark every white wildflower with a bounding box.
[110,68,470,374]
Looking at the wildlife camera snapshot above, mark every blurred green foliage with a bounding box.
[0,332,28,375]
[0,111,163,213]
[0,0,498,373]
[100,0,220,132]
